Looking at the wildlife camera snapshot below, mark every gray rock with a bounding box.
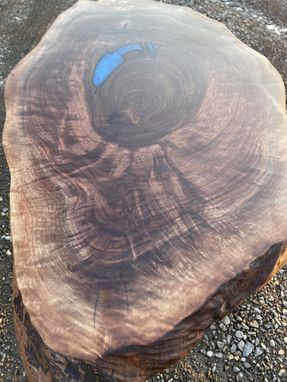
[241,322,249,330]
[222,316,231,326]
[233,366,241,373]
[206,350,213,358]
[227,334,232,344]
[235,331,244,339]
[264,323,273,330]
[219,323,228,331]
[254,347,264,357]
[216,341,225,349]
[243,342,254,357]
[278,369,287,378]
[237,340,245,351]
[269,339,276,347]
[236,372,244,380]
[230,344,237,353]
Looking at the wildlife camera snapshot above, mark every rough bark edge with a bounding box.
[13,242,287,382]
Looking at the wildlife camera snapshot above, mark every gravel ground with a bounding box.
[0,0,286,381]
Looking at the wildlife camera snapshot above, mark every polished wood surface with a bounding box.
[3,0,287,380]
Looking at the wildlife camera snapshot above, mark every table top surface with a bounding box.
[3,0,287,375]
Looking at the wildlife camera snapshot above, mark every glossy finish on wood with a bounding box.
[3,0,287,380]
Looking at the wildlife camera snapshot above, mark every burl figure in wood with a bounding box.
[3,0,287,380]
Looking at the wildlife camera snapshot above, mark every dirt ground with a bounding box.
[0,0,286,381]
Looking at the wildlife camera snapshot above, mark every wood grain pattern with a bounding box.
[3,0,287,380]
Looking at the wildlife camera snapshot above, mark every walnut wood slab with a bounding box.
[3,0,287,380]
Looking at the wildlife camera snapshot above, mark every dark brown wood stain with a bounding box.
[3,0,287,380]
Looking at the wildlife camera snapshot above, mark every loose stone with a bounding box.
[237,340,245,351]
[219,323,228,331]
[233,366,241,373]
[243,342,254,357]
[216,341,225,349]
[269,339,276,347]
[254,347,264,357]
[235,331,244,340]
[230,344,237,353]
[249,320,259,329]
[222,316,231,326]
[278,369,287,378]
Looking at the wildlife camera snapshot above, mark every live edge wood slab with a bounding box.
[3,0,287,381]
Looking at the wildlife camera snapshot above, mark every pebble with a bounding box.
[249,320,259,328]
[214,352,223,359]
[237,340,245,351]
[254,347,264,357]
[206,350,213,358]
[222,316,231,326]
[216,341,225,349]
[0,235,11,241]
[235,331,244,339]
[219,323,228,331]
[243,342,254,357]
[237,372,244,380]
[241,322,249,330]
[270,339,276,347]
[278,349,285,356]
[230,344,237,353]
[278,369,287,378]
[233,366,241,373]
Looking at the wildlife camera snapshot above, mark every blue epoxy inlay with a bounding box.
[93,42,157,87]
